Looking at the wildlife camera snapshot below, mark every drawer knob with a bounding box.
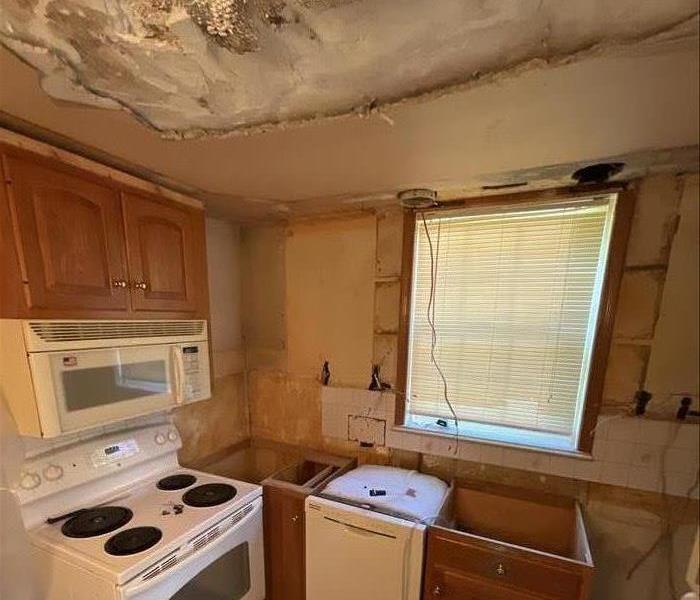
[432,585,442,596]
[133,281,148,291]
[496,562,506,576]
[112,278,127,289]
[291,515,299,523]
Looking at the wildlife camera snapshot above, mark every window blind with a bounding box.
[406,195,616,447]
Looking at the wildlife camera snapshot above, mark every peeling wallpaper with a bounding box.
[1,0,698,135]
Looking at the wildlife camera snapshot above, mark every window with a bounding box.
[398,190,633,453]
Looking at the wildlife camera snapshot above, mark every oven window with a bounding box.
[171,542,251,600]
[62,360,169,411]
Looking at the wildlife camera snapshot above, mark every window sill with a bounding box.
[392,422,594,461]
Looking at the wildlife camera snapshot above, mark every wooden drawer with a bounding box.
[423,480,594,600]
[426,567,545,600]
[425,528,586,600]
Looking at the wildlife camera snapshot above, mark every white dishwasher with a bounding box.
[305,466,448,600]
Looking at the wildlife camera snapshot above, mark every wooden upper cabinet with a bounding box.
[4,156,130,312]
[122,191,203,313]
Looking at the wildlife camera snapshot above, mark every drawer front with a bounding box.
[426,528,585,600]
[425,567,543,600]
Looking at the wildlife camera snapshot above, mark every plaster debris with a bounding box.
[0,0,698,136]
[185,0,258,52]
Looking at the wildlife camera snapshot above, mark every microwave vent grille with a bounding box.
[28,320,205,342]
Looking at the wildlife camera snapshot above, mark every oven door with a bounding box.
[121,497,265,600]
[29,343,180,436]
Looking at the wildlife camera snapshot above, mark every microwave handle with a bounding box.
[171,346,184,404]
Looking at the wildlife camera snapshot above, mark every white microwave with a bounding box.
[0,320,211,438]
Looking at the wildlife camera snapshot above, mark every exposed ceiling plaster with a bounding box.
[0,0,698,136]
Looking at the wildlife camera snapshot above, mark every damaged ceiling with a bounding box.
[0,0,698,136]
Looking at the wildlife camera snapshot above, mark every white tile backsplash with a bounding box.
[607,418,641,442]
[600,462,631,487]
[478,444,504,466]
[573,459,602,483]
[548,455,576,478]
[321,387,391,447]
[601,440,636,464]
[320,387,699,498]
[457,441,482,462]
[628,466,661,492]
[631,444,661,470]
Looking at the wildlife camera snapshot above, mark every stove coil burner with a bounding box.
[62,507,133,538]
[182,483,237,507]
[104,527,163,556]
[157,474,197,491]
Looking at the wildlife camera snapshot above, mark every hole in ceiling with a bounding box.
[572,162,625,185]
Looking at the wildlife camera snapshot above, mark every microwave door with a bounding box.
[45,345,178,434]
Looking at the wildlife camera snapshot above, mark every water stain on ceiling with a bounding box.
[0,0,698,137]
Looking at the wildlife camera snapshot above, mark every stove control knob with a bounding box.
[43,464,64,481]
[167,429,178,442]
[154,432,166,445]
[20,471,41,490]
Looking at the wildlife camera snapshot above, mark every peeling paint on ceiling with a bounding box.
[1,0,698,136]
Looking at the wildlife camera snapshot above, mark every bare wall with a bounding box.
[240,174,700,600]
[175,217,249,465]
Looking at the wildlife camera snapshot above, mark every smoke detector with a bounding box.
[397,188,438,209]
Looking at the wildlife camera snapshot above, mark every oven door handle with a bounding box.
[171,345,184,404]
[123,496,262,599]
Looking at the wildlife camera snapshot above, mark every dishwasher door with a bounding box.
[305,496,425,600]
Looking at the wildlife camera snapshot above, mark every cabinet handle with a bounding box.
[133,281,148,291]
[112,278,128,289]
[495,562,506,576]
[432,585,442,596]
[291,515,299,523]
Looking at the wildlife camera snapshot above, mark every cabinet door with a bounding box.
[425,566,542,600]
[122,191,202,313]
[4,155,129,312]
[263,486,305,600]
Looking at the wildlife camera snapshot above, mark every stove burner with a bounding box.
[182,483,237,507]
[105,527,163,556]
[157,474,197,491]
[62,507,133,538]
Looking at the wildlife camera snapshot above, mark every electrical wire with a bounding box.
[419,211,460,456]
[625,420,700,597]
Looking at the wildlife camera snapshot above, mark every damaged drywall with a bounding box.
[0,0,698,135]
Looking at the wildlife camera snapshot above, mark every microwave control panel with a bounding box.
[181,345,209,401]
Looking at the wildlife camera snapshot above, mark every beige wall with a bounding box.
[176,217,249,466]
[286,215,376,385]
[241,174,699,600]
[244,174,699,422]
[646,175,700,402]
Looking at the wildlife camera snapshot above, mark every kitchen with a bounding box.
[0,2,699,600]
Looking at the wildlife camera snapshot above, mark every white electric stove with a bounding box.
[14,424,265,600]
